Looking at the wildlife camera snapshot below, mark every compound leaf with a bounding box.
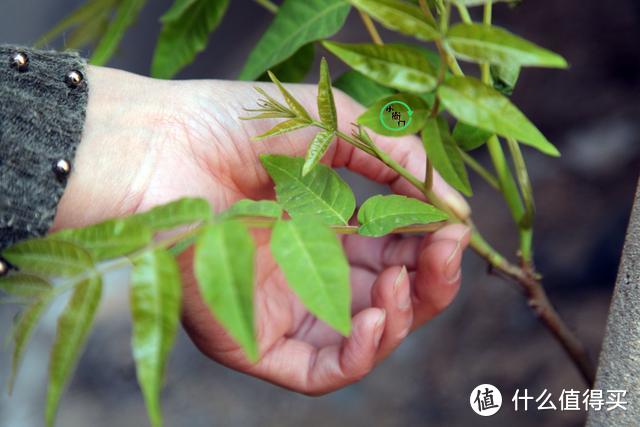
[358,195,448,237]
[323,42,438,93]
[46,276,102,426]
[195,221,258,362]
[357,93,430,136]
[91,0,148,65]
[446,23,567,68]
[131,250,182,427]
[52,218,152,261]
[350,0,439,41]
[239,0,350,80]
[438,76,560,156]
[152,0,230,79]
[260,155,355,225]
[219,199,282,220]
[421,117,472,196]
[270,217,351,335]
[303,130,336,176]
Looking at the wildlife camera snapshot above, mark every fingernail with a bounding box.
[393,266,410,310]
[444,191,471,219]
[444,228,469,283]
[373,310,386,348]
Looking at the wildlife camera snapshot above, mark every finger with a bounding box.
[370,266,413,360]
[412,224,471,328]
[344,234,422,273]
[253,307,386,395]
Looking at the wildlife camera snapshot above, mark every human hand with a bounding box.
[53,66,471,395]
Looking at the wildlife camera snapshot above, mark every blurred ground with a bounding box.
[1,1,639,426]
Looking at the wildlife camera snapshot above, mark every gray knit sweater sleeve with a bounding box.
[0,45,88,252]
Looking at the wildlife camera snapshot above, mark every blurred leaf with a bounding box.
[253,119,310,140]
[52,219,152,261]
[357,93,430,136]
[323,42,438,93]
[333,70,394,107]
[1,275,53,393]
[135,197,213,232]
[151,0,229,79]
[259,44,315,83]
[3,239,93,278]
[46,276,102,426]
[219,199,282,220]
[270,217,351,335]
[35,0,117,48]
[195,221,258,362]
[131,250,182,427]
[303,130,336,176]
[452,121,492,151]
[491,62,521,96]
[421,117,472,196]
[91,0,148,65]
[239,0,350,80]
[317,58,338,131]
[350,0,439,41]
[438,76,560,156]
[446,23,568,68]
[358,195,448,237]
[267,71,312,121]
[260,155,355,225]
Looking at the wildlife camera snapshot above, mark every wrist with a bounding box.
[52,66,167,231]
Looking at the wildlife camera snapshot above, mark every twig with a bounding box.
[254,0,278,14]
[357,10,383,45]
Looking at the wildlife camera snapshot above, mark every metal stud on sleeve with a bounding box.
[11,52,29,72]
[0,259,9,277]
[53,159,71,180]
[65,70,84,87]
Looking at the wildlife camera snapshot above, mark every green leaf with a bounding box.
[323,42,438,93]
[151,0,229,79]
[350,0,439,41]
[91,0,148,65]
[446,23,568,68]
[46,277,102,426]
[357,93,430,136]
[135,197,213,232]
[358,195,448,237]
[35,0,117,48]
[491,62,521,96]
[52,218,152,261]
[253,119,311,140]
[219,199,282,220]
[421,117,472,196]
[333,70,395,107]
[303,130,336,176]
[438,76,560,156]
[258,43,315,83]
[131,250,182,427]
[270,217,351,335]
[260,155,355,225]
[267,71,312,121]
[195,221,258,362]
[239,0,350,80]
[0,273,52,299]
[3,239,93,277]
[318,57,338,130]
[452,121,492,151]
[1,275,53,393]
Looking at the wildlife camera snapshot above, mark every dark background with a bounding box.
[1,1,639,426]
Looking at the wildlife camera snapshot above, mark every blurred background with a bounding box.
[1,0,639,426]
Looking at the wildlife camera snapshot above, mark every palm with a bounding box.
[133,80,470,394]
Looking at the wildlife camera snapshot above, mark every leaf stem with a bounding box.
[459,149,500,191]
[357,10,384,45]
[507,138,535,265]
[480,1,492,82]
[254,0,278,14]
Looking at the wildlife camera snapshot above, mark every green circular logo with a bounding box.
[379,100,414,131]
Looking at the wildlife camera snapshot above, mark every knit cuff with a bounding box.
[0,46,88,251]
